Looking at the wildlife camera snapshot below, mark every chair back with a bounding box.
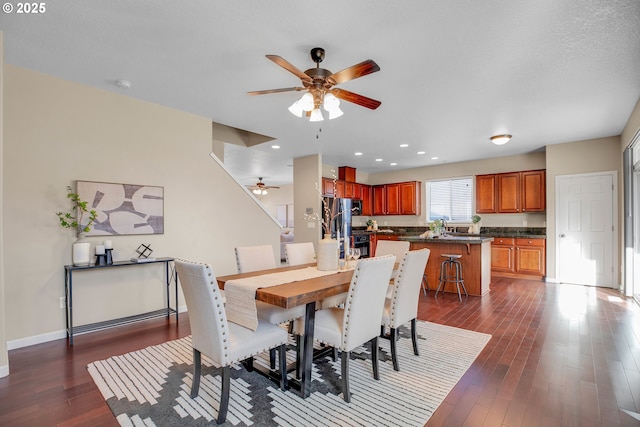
[389,249,430,327]
[285,242,316,266]
[175,259,230,365]
[342,254,396,351]
[375,240,410,259]
[235,245,277,273]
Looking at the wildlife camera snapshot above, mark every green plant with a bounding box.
[56,185,98,234]
[429,219,443,232]
[472,215,482,224]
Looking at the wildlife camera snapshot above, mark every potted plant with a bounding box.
[366,219,374,231]
[56,185,98,266]
[470,215,482,234]
[429,219,443,236]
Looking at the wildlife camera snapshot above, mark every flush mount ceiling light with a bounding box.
[249,47,381,122]
[490,134,512,145]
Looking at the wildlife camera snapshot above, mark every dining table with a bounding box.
[216,263,354,398]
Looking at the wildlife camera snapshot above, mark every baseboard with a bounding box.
[7,329,66,350]
[545,277,558,283]
[8,306,189,351]
[0,364,9,378]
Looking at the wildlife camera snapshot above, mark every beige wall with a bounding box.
[3,65,280,346]
[545,136,622,282]
[294,155,323,247]
[0,32,8,377]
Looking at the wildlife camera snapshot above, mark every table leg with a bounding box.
[67,269,74,346]
[300,300,316,398]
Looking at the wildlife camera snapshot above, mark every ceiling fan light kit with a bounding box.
[249,47,381,122]
[490,134,512,145]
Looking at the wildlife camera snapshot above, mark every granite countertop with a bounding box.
[399,235,494,244]
[353,227,546,240]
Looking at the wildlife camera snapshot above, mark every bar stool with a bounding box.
[421,274,429,295]
[435,254,468,301]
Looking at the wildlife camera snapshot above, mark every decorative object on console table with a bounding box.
[104,240,113,264]
[95,244,107,266]
[131,243,156,263]
[55,185,98,267]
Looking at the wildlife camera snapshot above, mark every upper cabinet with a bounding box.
[476,169,545,213]
[372,181,421,215]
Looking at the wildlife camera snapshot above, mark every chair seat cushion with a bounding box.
[256,301,305,324]
[294,307,344,348]
[227,320,288,364]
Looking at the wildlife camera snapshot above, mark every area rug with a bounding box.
[88,321,491,426]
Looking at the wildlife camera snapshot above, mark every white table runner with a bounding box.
[225,266,344,331]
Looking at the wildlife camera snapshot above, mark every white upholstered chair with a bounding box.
[235,244,306,326]
[375,239,410,298]
[285,242,316,266]
[235,244,277,273]
[175,259,288,424]
[381,248,430,371]
[294,254,396,402]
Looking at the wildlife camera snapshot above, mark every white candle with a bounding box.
[96,245,105,255]
[104,240,113,249]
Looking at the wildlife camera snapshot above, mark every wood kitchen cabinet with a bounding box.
[322,177,335,197]
[491,237,546,278]
[372,181,421,215]
[357,184,373,216]
[476,170,545,213]
[323,177,356,198]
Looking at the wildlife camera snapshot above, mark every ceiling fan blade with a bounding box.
[247,87,305,95]
[331,88,381,110]
[266,55,312,82]
[328,59,380,85]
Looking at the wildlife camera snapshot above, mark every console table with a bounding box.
[64,257,178,345]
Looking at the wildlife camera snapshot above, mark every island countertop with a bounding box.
[398,235,494,244]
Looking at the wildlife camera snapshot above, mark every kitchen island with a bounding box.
[399,235,494,296]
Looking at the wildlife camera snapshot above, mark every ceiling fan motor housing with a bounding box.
[310,47,325,64]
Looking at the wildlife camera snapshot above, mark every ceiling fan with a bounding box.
[247,177,279,196]
[248,47,381,121]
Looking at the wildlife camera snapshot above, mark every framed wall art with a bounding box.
[76,181,164,236]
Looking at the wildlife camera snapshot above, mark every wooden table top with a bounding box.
[216,264,354,309]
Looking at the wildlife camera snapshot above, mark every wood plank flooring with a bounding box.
[1,277,639,426]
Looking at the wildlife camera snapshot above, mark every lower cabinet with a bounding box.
[370,233,398,256]
[491,237,546,279]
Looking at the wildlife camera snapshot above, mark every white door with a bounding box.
[557,173,616,287]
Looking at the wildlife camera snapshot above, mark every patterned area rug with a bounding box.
[88,321,491,426]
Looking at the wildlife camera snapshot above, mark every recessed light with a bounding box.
[390,162,398,166]
[271,145,280,149]
[375,158,383,162]
[431,156,439,160]
[400,144,409,148]
[417,151,426,155]
[354,152,363,156]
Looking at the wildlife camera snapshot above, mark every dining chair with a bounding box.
[235,244,277,273]
[174,259,288,424]
[285,242,316,266]
[375,239,410,297]
[380,248,430,371]
[293,254,396,402]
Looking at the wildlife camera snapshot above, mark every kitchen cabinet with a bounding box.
[515,238,545,276]
[476,170,545,213]
[322,177,335,197]
[476,174,497,213]
[356,184,373,216]
[323,177,356,198]
[491,237,546,278]
[372,181,421,215]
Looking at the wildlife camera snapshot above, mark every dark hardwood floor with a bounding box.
[1,277,639,426]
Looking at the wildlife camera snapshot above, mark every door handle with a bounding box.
[559,234,566,238]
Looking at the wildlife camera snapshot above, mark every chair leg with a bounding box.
[411,318,419,356]
[278,343,288,391]
[191,348,201,398]
[341,351,351,403]
[371,337,380,380]
[380,324,386,338]
[332,347,338,362]
[269,348,276,369]
[217,366,230,424]
[242,357,254,372]
[390,328,399,371]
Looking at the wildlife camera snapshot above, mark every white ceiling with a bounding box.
[3,1,640,187]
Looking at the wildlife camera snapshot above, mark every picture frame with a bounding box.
[76,180,164,236]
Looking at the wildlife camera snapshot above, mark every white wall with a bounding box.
[3,65,280,346]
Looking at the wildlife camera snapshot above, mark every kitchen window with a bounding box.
[426,177,473,222]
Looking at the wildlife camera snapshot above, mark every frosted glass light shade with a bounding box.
[299,93,314,111]
[288,100,303,117]
[490,134,512,145]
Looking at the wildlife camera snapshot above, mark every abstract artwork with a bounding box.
[77,181,164,236]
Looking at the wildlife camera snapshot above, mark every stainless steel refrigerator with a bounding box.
[323,197,353,258]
